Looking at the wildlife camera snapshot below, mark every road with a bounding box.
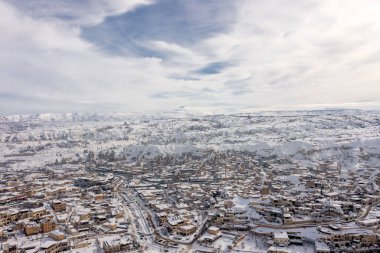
[357,199,380,221]
[110,171,380,251]
[118,178,179,252]
[250,199,380,231]
[131,190,208,245]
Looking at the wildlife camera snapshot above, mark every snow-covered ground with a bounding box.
[2,110,380,252]
[1,110,380,174]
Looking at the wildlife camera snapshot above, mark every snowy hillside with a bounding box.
[1,110,380,173]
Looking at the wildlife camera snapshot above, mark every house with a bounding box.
[177,224,197,236]
[360,233,378,246]
[24,221,40,236]
[40,240,70,253]
[268,246,291,253]
[207,226,220,235]
[198,233,221,246]
[260,187,270,195]
[56,213,68,223]
[283,213,293,225]
[1,243,17,253]
[273,232,289,246]
[102,238,121,253]
[357,218,380,227]
[167,215,184,231]
[103,220,117,231]
[41,218,56,233]
[28,207,46,219]
[51,200,66,212]
[49,230,65,241]
[156,212,167,225]
[101,236,134,253]
[315,241,330,253]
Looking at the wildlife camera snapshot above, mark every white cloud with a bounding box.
[1,0,380,114]
[4,0,154,26]
[157,0,380,109]
[0,1,179,114]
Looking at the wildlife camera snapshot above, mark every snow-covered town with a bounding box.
[3,0,380,251]
[1,110,380,252]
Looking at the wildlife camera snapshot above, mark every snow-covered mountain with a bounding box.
[1,110,380,173]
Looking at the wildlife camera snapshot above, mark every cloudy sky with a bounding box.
[1,0,380,115]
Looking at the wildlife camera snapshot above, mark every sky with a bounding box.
[1,0,380,115]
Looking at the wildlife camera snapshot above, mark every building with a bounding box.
[156,212,167,225]
[283,213,293,225]
[273,232,289,246]
[40,240,70,253]
[268,246,291,253]
[357,218,380,227]
[49,230,65,241]
[177,224,197,236]
[28,207,46,219]
[24,222,40,236]
[102,238,121,253]
[41,219,56,233]
[1,243,17,253]
[51,200,66,212]
[207,226,220,235]
[315,241,330,253]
